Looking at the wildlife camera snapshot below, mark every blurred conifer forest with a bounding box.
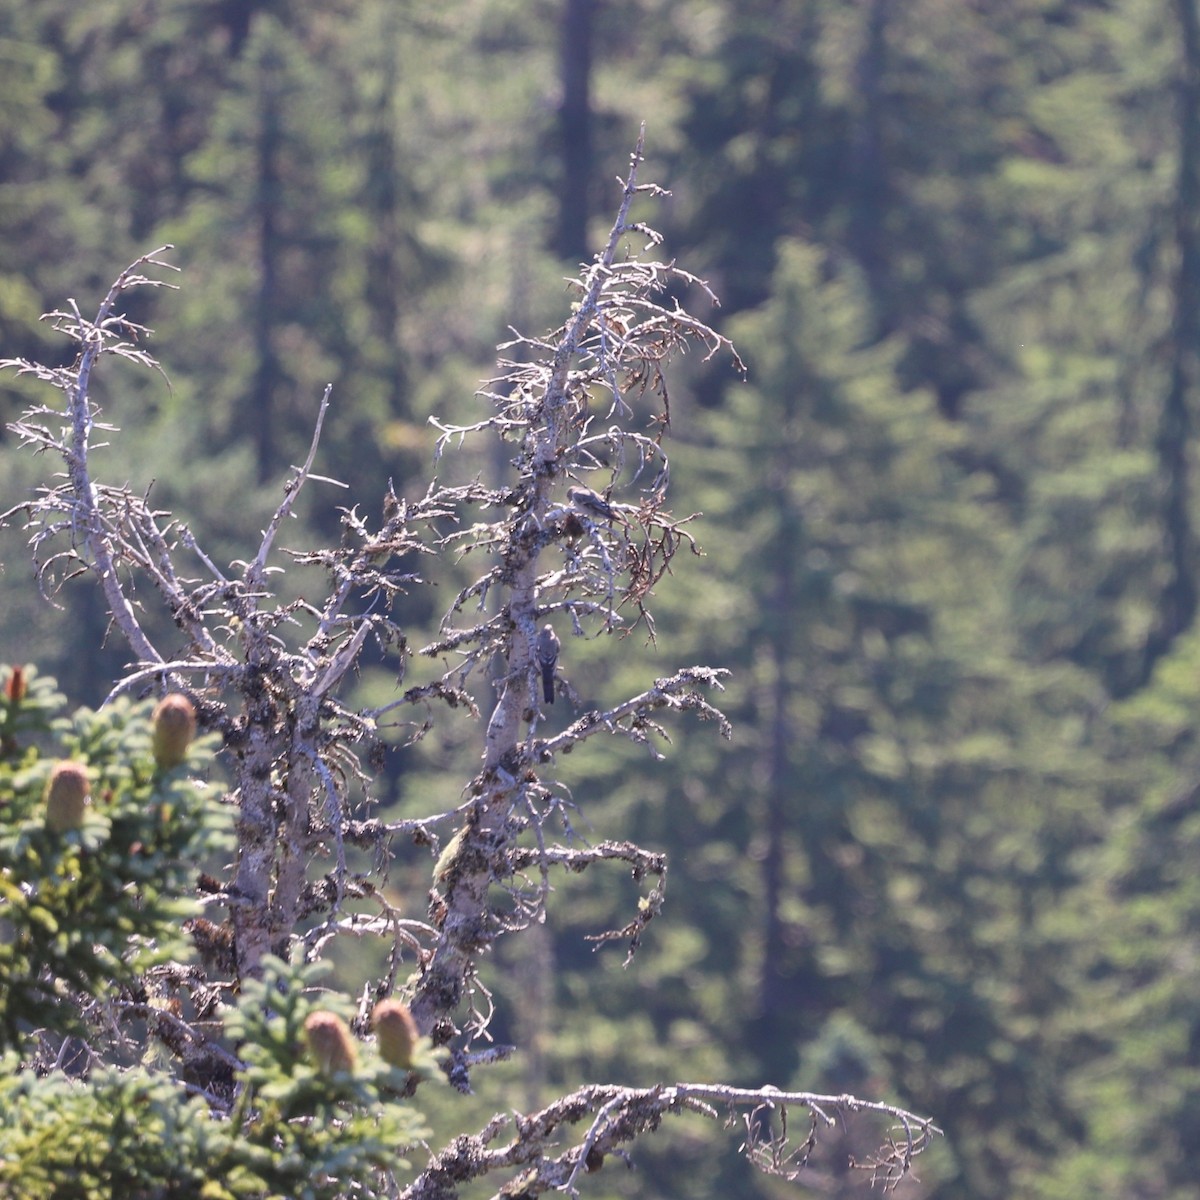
[3,1,1200,1197]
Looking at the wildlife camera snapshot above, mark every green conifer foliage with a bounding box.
[0,958,431,1200]
[0,668,430,1198]
[0,666,229,1046]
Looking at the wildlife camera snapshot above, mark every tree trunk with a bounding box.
[251,43,283,484]
[556,0,595,261]
[1126,0,1200,693]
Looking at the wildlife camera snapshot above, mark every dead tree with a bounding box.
[2,133,939,1196]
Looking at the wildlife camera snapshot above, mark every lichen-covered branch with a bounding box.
[2,249,469,991]
[409,131,740,1044]
[398,1082,941,1200]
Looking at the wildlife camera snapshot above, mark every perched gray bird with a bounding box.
[566,485,618,522]
[535,623,560,704]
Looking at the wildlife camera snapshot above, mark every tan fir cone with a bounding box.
[152,694,197,769]
[304,1011,358,1075]
[45,761,90,833]
[372,999,419,1069]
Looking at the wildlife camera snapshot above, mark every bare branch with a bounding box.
[245,383,334,593]
[399,1082,941,1200]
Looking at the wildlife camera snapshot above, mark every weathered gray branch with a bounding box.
[398,1082,941,1200]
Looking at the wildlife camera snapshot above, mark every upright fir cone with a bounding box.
[304,1011,358,1075]
[5,665,26,703]
[152,694,197,769]
[372,999,419,1069]
[45,761,90,833]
